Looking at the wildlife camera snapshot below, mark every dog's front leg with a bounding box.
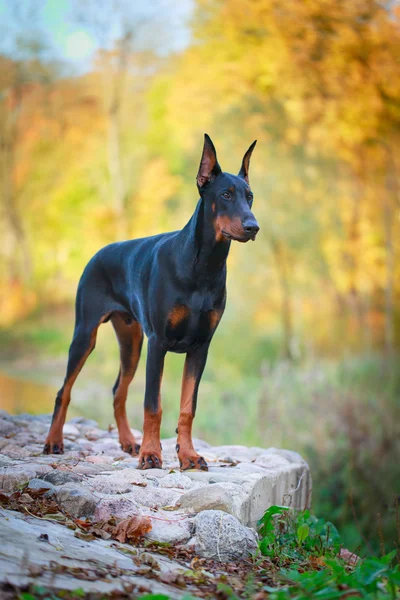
[176,344,209,471]
[138,337,166,469]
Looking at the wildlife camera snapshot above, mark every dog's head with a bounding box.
[196,134,259,243]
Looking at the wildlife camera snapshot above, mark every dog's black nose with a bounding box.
[243,221,260,235]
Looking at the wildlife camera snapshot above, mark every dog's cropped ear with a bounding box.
[238,140,257,184]
[196,134,222,189]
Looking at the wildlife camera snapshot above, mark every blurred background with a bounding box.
[0,0,399,556]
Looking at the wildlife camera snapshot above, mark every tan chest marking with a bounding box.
[209,309,222,330]
[168,305,190,327]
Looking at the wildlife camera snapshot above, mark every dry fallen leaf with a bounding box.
[113,515,152,543]
[140,552,160,569]
[74,530,96,542]
[42,513,67,522]
[160,569,186,584]
[0,492,10,504]
[339,548,360,565]
[20,493,35,504]
[74,518,92,529]
[25,487,51,497]
[91,527,112,540]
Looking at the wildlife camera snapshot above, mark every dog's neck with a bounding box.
[180,198,231,277]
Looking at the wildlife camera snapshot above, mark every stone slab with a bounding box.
[0,411,312,557]
[0,509,185,598]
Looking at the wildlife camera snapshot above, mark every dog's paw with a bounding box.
[43,441,64,455]
[179,455,208,471]
[120,441,141,456]
[137,452,163,470]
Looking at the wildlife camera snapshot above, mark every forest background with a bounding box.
[0,0,399,557]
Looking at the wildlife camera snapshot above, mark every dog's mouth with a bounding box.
[221,230,257,243]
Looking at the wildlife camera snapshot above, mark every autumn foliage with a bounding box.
[0,0,399,357]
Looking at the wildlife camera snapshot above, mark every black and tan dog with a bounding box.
[44,134,259,471]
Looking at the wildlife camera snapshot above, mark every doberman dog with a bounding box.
[43,134,259,471]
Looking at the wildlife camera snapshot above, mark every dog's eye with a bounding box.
[221,191,231,200]
[247,193,253,204]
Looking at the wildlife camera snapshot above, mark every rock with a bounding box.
[0,454,14,467]
[207,444,255,463]
[256,447,307,466]
[0,418,17,436]
[158,473,194,490]
[132,428,143,441]
[135,471,159,486]
[146,515,192,544]
[0,508,185,598]
[69,462,109,476]
[62,440,81,452]
[68,416,98,428]
[193,510,258,561]
[0,438,12,450]
[232,461,271,474]
[26,478,55,491]
[62,424,80,440]
[23,444,47,456]
[83,428,107,441]
[24,421,49,435]
[0,409,312,544]
[13,413,52,424]
[55,483,97,517]
[1,444,31,459]
[40,470,83,485]
[118,457,140,469]
[0,465,38,492]
[179,485,234,514]
[139,468,167,480]
[237,465,312,526]
[35,455,64,465]
[74,438,95,451]
[27,463,53,477]
[94,496,138,521]
[184,458,311,528]
[122,488,181,509]
[85,455,114,465]
[89,469,146,494]
[8,433,32,445]
[91,439,121,455]
[193,438,212,451]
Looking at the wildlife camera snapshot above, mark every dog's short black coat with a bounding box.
[44,134,259,471]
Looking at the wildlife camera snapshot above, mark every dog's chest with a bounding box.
[164,295,223,352]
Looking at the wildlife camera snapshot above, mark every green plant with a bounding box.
[258,506,341,562]
[258,506,400,599]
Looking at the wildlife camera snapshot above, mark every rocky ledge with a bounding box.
[0,410,311,566]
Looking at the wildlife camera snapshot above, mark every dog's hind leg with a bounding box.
[43,318,102,454]
[111,312,143,456]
